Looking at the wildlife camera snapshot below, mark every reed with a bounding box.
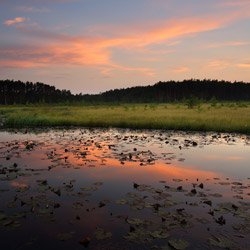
[1,103,250,133]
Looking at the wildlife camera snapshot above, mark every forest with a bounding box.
[1,79,250,105]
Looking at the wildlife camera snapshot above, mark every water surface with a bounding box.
[0,128,250,250]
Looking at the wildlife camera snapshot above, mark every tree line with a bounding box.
[1,79,250,105]
[0,80,74,105]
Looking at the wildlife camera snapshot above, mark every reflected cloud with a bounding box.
[10,182,28,188]
[204,155,246,161]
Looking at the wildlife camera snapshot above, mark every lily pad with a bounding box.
[94,228,112,240]
[126,192,140,198]
[57,232,75,241]
[0,213,8,221]
[2,220,21,230]
[116,199,128,205]
[168,238,189,250]
[173,179,183,182]
[127,218,143,225]
[150,230,169,239]
[209,236,232,248]
[124,228,152,243]
[93,182,103,186]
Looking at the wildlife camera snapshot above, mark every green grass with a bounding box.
[1,103,250,133]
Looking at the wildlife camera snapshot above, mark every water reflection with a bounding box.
[0,128,250,249]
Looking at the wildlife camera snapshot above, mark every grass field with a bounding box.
[0,103,250,133]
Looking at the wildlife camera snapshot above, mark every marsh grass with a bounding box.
[1,103,250,133]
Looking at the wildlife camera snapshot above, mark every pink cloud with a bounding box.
[4,17,26,26]
[24,0,80,3]
[14,6,51,13]
[166,41,181,46]
[219,1,250,7]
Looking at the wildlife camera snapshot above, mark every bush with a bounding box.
[187,96,199,109]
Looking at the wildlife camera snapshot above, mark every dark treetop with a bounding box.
[1,79,250,104]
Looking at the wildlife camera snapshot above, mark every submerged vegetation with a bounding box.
[1,102,250,133]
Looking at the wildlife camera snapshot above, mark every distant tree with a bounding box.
[1,79,250,105]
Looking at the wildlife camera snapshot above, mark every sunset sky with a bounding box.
[1,0,250,94]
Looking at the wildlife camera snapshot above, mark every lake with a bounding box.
[0,128,250,250]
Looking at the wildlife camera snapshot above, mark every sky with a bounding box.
[1,0,250,94]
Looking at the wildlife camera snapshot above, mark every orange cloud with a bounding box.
[172,66,189,73]
[207,41,249,48]
[203,60,230,70]
[237,63,250,68]
[1,6,250,77]
[144,72,155,77]
[4,17,26,25]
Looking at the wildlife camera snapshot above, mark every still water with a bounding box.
[0,128,250,250]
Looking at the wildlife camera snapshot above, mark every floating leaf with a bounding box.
[57,232,74,241]
[15,186,30,193]
[168,238,189,250]
[209,236,232,248]
[127,218,143,225]
[164,199,180,208]
[124,228,152,243]
[36,179,48,186]
[93,182,103,186]
[0,213,8,221]
[203,200,212,206]
[161,245,173,250]
[38,209,50,214]
[115,199,128,205]
[173,179,183,182]
[150,230,169,239]
[234,211,250,220]
[126,192,140,198]
[232,223,250,234]
[218,182,230,186]
[2,220,21,230]
[233,195,243,200]
[80,186,98,191]
[94,228,112,240]
[77,192,91,198]
[196,217,210,224]
[209,193,223,198]
[98,199,110,208]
